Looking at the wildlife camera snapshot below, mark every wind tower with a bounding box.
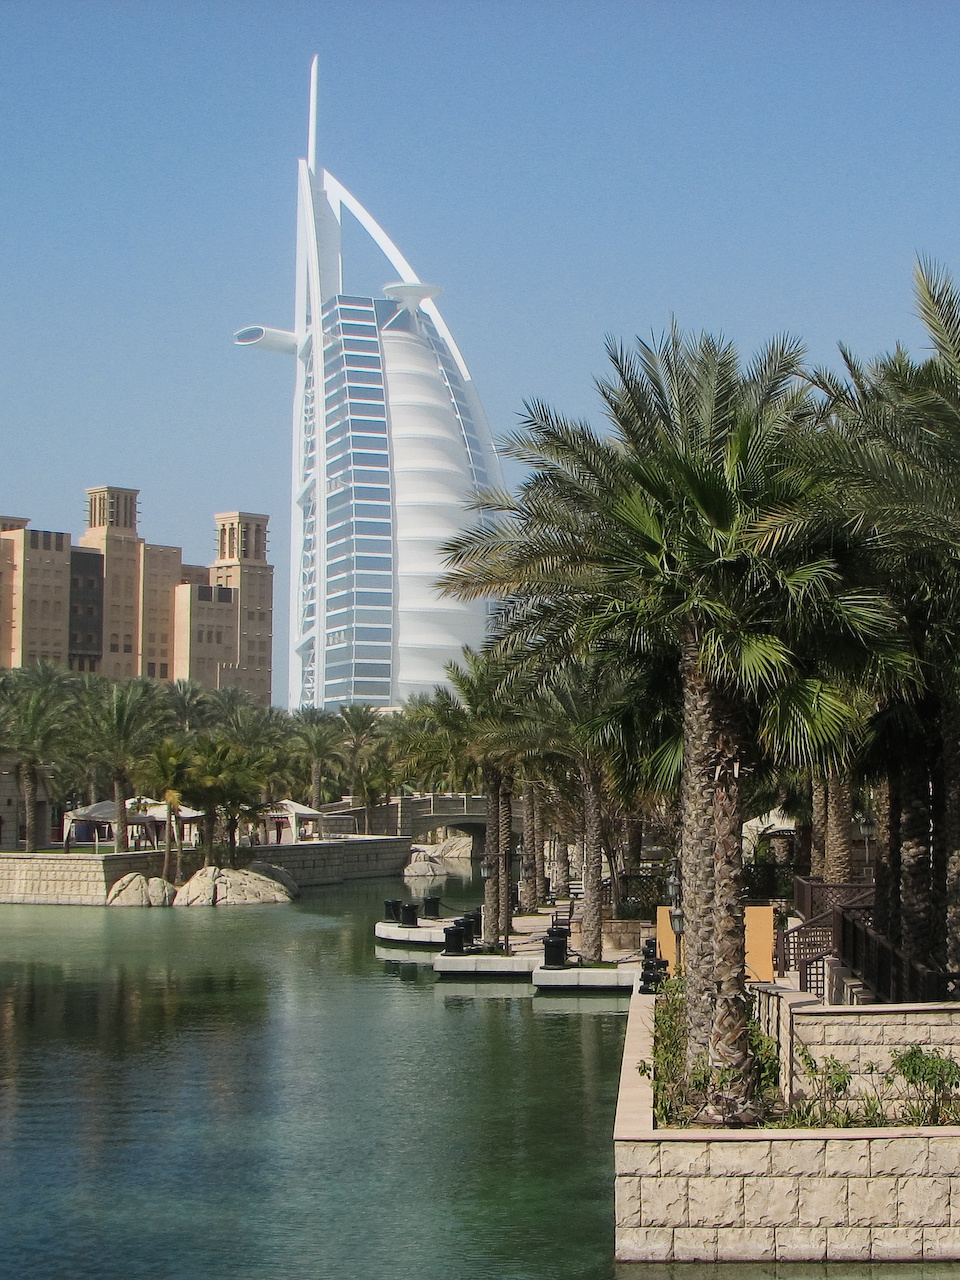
[236,57,501,710]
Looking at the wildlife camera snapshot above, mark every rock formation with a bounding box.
[173,866,294,907]
[248,860,300,897]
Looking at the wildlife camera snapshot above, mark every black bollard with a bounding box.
[443,925,465,955]
[422,895,442,919]
[384,899,403,922]
[543,934,567,968]
[400,902,419,928]
[460,915,476,946]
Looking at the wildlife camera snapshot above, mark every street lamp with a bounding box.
[666,858,683,976]
[859,814,878,878]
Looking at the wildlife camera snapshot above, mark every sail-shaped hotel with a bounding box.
[236,58,502,710]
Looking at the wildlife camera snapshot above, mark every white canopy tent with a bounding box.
[263,799,326,845]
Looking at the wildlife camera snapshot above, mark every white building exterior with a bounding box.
[236,58,501,710]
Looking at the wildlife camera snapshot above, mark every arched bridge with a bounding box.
[317,793,520,853]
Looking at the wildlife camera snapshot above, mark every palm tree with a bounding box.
[337,705,393,833]
[289,709,345,810]
[74,678,171,851]
[135,737,193,882]
[181,735,268,866]
[165,679,214,732]
[0,665,74,854]
[441,327,906,1111]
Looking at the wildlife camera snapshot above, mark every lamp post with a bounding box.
[666,858,683,976]
[859,813,878,878]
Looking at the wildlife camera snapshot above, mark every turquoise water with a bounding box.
[0,875,628,1280]
[5,878,960,1280]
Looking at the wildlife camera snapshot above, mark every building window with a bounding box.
[207,629,213,644]
[55,533,63,551]
[147,663,156,677]
[123,635,133,653]
[42,532,51,550]
[29,530,38,549]
[110,634,119,653]
[88,659,97,673]
[159,663,168,679]
[215,630,222,645]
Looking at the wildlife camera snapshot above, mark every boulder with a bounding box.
[173,866,218,906]
[213,867,293,905]
[248,860,300,897]
[106,872,151,907]
[147,877,176,907]
[173,866,293,906]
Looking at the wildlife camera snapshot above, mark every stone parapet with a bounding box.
[615,990,960,1262]
[753,982,960,1103]
[0,836,409,905]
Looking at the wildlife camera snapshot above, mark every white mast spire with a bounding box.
[307,55,319,173]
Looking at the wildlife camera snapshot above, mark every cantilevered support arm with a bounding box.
[234,326,298,355]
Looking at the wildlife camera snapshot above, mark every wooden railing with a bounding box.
[836,909,960,1003]
[794,876,874,921]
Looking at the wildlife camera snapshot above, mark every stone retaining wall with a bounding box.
[754,984,960,1103]
[261,837,410,887]
[0,851,172,904]
[0,836,410,904]
[615,990,960,1262]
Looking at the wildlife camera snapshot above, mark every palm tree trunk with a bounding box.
[482,767,501,946]
[534,786,547,903]
[498,773,514,951]
[900,750,932,964]
[810,776,827,879]
[580,764,603,963]
[161,799,173,882]
[708,729,753,1115]
[886,761,903,947]
[931,749,948,969]
[311,761,322,813]
[520,785,536,911]
[113,776,128,852]
[679,630,718,1069]
[21,764,37,856]
[943,697,960,973]
[824,775,853,883]
[202,812,215,867]
[174,807,184,885]
[554,839,570,898]
[872,776,891,938]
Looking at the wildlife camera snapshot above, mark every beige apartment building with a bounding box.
[0,486,273,704]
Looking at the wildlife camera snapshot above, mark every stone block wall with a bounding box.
[254,837,410,888]
[615,990,960,1262]
[0,837,410,905]
[0,851,168,904]
[753,983,960,1103]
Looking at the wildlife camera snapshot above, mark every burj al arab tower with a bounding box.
[236,58,502,710]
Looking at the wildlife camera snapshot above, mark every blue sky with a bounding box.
[2,1,958,702]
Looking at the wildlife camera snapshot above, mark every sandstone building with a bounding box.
[0,486,273,704]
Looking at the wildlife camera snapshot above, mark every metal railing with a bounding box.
[794,876,874,921]
[836,909,960,1003]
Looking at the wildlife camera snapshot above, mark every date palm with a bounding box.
[0,665,74,854]
[135,737,193,882]
[74,678,171,851]
[442,327,905,1111]
[289,709,345,810]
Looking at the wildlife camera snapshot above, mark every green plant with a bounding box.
[891,1044,960,1125]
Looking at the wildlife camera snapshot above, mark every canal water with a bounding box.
[0,873,628,1280]
[3,874,958,1280]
